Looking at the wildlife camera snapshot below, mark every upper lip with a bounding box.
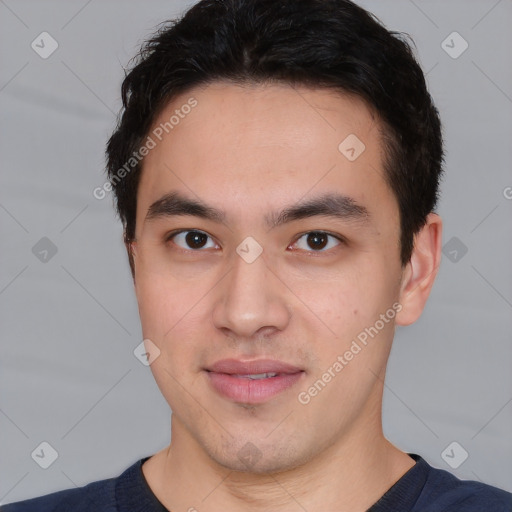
[206,358,303,375]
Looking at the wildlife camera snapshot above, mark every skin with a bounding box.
[128,82,442,511]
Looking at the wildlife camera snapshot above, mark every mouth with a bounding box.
[230,372,280,379]
[204,359,305,404]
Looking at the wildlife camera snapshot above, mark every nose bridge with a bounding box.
[230,252,268,305]
[212,249,290,337]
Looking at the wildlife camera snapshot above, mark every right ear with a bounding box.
[124,232,136,281]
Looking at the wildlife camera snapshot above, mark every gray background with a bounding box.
[1,0,511,505]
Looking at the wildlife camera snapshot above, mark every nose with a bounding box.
[212,249,291,340]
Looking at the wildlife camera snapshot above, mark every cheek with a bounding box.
[280,265,365,327]
[134,247,209,332]
[288,260,400,351]
[136,275,201,393]
[134,267,216,378]
[135,271,193,340]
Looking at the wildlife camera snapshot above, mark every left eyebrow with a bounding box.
[144,191,370,228]
[265,193,370,229]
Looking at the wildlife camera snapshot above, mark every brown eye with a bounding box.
[185,231,208,249]
[292,231,342,252]
[170,230,216,250]
[306,232,328,250]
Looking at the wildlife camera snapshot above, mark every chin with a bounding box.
[210,438,310,475]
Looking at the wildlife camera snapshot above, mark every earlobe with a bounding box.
[396,213,443,326]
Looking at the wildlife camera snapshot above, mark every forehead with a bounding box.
[136,81,397,232]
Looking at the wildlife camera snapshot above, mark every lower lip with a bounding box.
[206,371,304,404]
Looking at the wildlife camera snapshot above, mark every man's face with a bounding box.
[131,82,406,473]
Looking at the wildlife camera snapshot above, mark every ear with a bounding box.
[124,232,137,281]
[395,213,443,326]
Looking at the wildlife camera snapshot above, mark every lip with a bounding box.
[207,358,303,375]
[205,358,305,404]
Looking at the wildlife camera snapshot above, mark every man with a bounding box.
[3,0,511,510]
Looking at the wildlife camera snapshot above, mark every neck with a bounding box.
[143,410,415,512]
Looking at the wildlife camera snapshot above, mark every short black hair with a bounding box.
[106,0,443,270]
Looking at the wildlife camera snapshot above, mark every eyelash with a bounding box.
[164,229,345,254]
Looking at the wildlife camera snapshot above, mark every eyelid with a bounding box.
[289,230,345,252]
[164,229,345,253]
[165,228,219,250]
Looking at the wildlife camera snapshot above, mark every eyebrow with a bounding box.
[145,191,370,228]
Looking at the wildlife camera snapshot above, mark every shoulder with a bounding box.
[416,460,512,511]
[1,476,117,512]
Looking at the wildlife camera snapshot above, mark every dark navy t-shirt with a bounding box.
[2,453,511,511]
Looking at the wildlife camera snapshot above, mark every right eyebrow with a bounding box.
[145,191,226,224]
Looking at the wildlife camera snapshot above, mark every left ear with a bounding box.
[395,213,443,326]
